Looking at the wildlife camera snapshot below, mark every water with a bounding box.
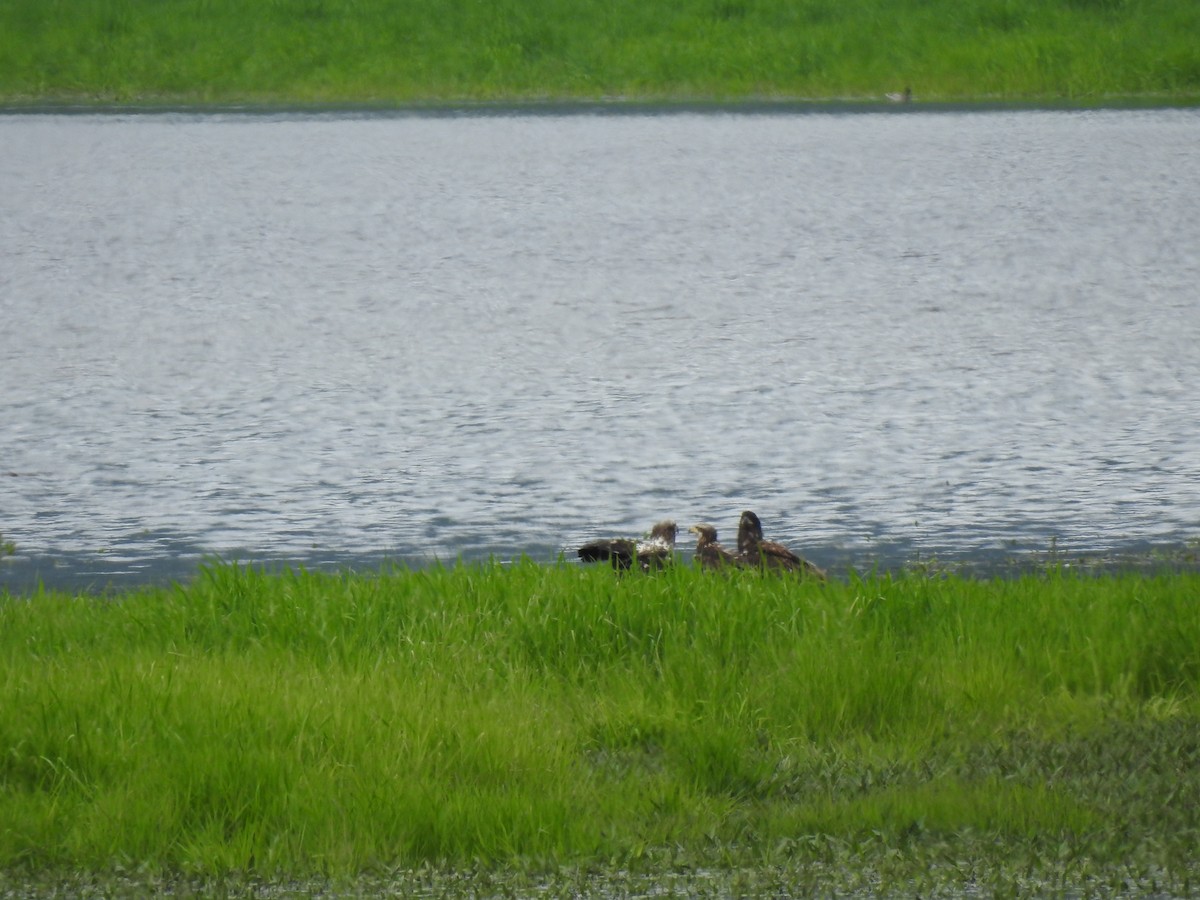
[3,107,1199,591]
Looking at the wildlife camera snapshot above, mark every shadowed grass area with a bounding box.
[1,0,1199,104]
[2,561,1200,893]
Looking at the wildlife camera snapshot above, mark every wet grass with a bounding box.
[2,561,1200,894]
[1,0,1199,105]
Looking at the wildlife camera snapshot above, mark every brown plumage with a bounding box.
[736,510,826,580]
[578,520,677,572]
[689,523,744,570]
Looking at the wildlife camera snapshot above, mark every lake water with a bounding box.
[3,106,1199,591]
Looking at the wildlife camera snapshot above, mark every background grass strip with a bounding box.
[2,0,1199,104]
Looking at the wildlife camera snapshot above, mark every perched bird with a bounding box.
[578,520,677,572]
[689,523,744,570]
[736,510,826,580]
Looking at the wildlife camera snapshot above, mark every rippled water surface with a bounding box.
[3,107,1199,590]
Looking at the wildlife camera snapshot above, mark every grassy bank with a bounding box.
[2,561,1199,893]
[2,0,1199,105]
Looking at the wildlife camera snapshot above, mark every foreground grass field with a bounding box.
[2,0,1199,105]
[2,561,1199,894]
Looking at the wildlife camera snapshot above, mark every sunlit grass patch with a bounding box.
[2,560,1199,890]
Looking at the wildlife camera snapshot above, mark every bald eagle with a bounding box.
[578,520,677,572]
[689,523,744,570]
[737,510,826,580]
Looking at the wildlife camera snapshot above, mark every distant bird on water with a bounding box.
[688,523,744,570]
[736,510,826,580]
[885,86,913,103]
[578,520,677,572]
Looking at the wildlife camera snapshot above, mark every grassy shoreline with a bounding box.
[3,561,1199,893]
[3,0,1199,107]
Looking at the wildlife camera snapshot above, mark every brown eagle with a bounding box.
[577,520,677,572]
[736,510,826,580]
[688,523,744,570]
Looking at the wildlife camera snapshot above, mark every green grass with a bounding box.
[1,0,1199,105]
[2,561,1200,893]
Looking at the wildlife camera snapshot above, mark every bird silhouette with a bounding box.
[736,510,826,580]
[689,523,744,570]
[578,520,677,572]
